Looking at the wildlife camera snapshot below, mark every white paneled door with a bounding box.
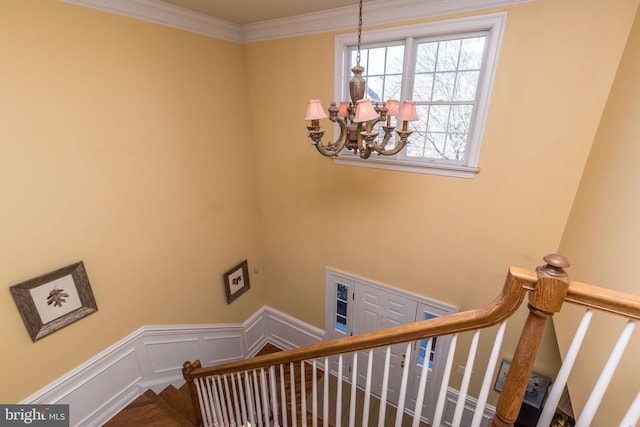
[353,283,418,405]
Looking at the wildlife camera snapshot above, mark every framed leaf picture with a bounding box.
[9,262,98,341]
[223,260,250,304]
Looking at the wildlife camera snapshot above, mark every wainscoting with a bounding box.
[20,306,323,427]
[20,305,495,427]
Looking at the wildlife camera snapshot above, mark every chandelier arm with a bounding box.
[367,127,394,152]
[309,117,349,158]
[373,139,409,156]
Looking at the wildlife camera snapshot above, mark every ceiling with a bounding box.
[162,0,377,25]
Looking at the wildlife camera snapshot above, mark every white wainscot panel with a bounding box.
[244,309,267,355]
[204,334,244,365]
[63,350,141,426]
[145,338,200,374]
[266,309,323,350]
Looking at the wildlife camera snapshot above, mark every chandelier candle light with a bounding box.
[304,0,418,159]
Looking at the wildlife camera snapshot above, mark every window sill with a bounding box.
[333,156,480,179]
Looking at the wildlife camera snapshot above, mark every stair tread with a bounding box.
[143,389,193,426]
[103,393,188,427]
[159,385,197,425]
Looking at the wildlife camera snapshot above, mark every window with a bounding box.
[334,13,506,178]
[417,312,438,369]
[335,283,349,332]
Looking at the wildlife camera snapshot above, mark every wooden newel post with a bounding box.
[491,254,570,427]
[183,360,204,427]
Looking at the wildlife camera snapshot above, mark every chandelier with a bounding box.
[304,0,418,159]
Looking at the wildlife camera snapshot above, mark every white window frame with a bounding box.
[333,12,506,178]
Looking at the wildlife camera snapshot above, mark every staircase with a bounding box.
[103,384,197,427]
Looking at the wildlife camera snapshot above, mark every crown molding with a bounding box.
[62,0,538,43]
[242,0,536,42]
[61,0,244,42]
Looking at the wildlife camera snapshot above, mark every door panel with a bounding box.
[353,283,417,404]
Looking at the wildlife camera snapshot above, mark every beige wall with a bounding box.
[556,6,640,424]
[2,0,639,412]
[0,0,264,402]
[246,0,637,400]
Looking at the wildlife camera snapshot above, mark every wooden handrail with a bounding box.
[512,266,640,320]
[184,266,533,379]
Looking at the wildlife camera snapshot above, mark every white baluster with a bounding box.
[576,320,636,427]
[237,373,248,427]
[323,357,329,427]
[349,353,358,427]
[537,310,593,427]
[231,373,242,426]
[245,372,256,427]
[195,378,212,427]
[270,366,281,427]
[619,391,640,427]
[214,377,228,427]
[301,361,308,427]
[471,322,506,427]
[253,370,264,427]
[312,360,318,427]
[412,338,433,427]
[432,334,458,427]
[212,377,226,427]
[362,349,373,427]
[223,375,236,427]
[394,343,412,427]
[280,364,288,427]
[260,368,271,427]
[452,330,480,427]
[290,362,297,427]
[378,346,391,426]
[336,354,343,427]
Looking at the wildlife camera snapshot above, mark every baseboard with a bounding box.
[20,305,324,427]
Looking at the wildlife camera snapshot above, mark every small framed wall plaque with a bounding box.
[10,262,98,341]
[223,260,250,304]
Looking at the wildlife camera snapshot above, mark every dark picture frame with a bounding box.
[9,261,98,341]
[223,260,250,304]
[494,359,552,409]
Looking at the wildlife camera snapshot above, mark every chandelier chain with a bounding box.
[356,0,363,66]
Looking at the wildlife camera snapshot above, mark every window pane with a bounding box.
[427,105,450,133]
[436,39,461,72]
[337,283,348,301]
[459,36,486,70]
[455,71,480,101]
[445,133,468,160]
[367,47,387,75]
[416,42,437,73]
[413,73,434,102]
[406,132,427,157]
[383,75,402,100]
[432,72,456,101]
[336,315,347,332]
[337,300,347,316]
[366,75,384,101]
[385,45,405,74]
[449,105,473,134]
